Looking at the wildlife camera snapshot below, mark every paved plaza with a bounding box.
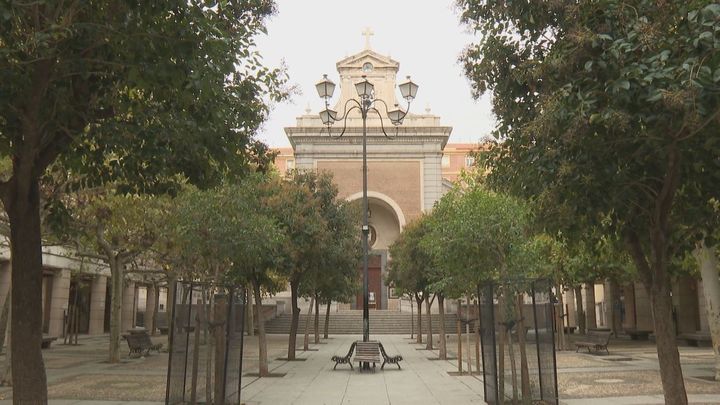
[0,333,718,404]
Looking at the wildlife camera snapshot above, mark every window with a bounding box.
[286,159,295,170]
[441,155,450,167]
[464,155,475,167]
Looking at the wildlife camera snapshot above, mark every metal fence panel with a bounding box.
[165,282,246,405]
[478,279,559,405]
[532,280,559,404]
[479,283,499,404]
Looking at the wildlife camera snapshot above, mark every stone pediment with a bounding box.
[336,49,399,71]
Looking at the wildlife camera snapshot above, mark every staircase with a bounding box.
[263,311,458,335]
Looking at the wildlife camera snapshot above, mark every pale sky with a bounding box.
[255,0,495,147]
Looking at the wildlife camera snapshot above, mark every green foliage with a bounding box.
[0,1,288,193]
[387,185,534,300]
[458,0,720,276]
[263,171,327,290]
[169,175,286,291]
[429,186,531,288]
[59,185,170,267]
[386,215,434,297]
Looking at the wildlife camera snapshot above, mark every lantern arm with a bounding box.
[369,107,399,139]
[372,98,408,118]
[334,98,363,121]
[323,104,361,139]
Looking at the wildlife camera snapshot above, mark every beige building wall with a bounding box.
[0,262,10,311]
[317,160,422,222]
[48,269,71,337]
[121,281,136,331]
[88,275,107,335]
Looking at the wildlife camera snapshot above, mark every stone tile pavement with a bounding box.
[240,335,486,405]
[0,332,719,404]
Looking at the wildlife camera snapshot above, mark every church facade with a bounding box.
[274,44,479,311]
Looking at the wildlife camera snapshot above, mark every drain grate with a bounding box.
[604,357,635,361]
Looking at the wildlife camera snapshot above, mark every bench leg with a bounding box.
[349,362,353,370]
[396,362,401,370]
[333,362,339,370]
[381,360,386,370]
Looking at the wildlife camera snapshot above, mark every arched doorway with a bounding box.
[346,192,403,310]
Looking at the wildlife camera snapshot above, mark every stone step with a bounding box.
[263,312,459,334]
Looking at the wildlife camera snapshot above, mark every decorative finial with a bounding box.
[362,27,374,50]
[425,103,431,114]
[305,102,312,115]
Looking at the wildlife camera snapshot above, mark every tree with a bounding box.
[0,1,286,401]
[65,187,169,363]
[312,200,361,340]
[264,172,326,360]
[429,185,530,393]
[386,218,433,345]
[295,172,360,345]
[458,1,720,402]
[172,178,285,378]
[690,199,720,381]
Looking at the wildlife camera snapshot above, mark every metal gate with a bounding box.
[165,282,246,405]
[478,280,558,405]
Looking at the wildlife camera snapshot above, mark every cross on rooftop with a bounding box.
[362,27,374,49]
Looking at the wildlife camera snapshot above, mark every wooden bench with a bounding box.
[679,333,712,347]
[575,330,611,354]
[123,332,163,357]
[331,341,356,370]
[156,313,169,335]
[41,336,57,349]
[378,342,403,370]
[624,329,651,340]
[353,341,381,370]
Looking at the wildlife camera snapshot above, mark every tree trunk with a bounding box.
[0,287,11,354]
[438,295,447,360]
[246,284,254,337]
[252,279,268,377]
[314,296,320,344]
[0,285,11,386]
[303,296,313,351]
[456,315,462,373]
[465,295,472,374]
[585,282,597,329]
[415,293,423,344]
[203,290,213,405]
[476,295,481,373]
[323,301,331,339]
[166,273,177,341]
[152,284,160,336]
[6,177,48,403]
[409,295,414,339]
[556,284,567,350]
[213,294,227,405]
[287,280,300,360]
[498,294,506,401]
[649,277,687,404]
[507,321,518,403]
[610,281,623,338]
[627,228,688,405]
[425,294,434,350]
[109,259,124,363]
[693,242,720,381]
[516,294,530,403]
[574,285,585,334]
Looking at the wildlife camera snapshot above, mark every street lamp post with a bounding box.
[316,73,418,344]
